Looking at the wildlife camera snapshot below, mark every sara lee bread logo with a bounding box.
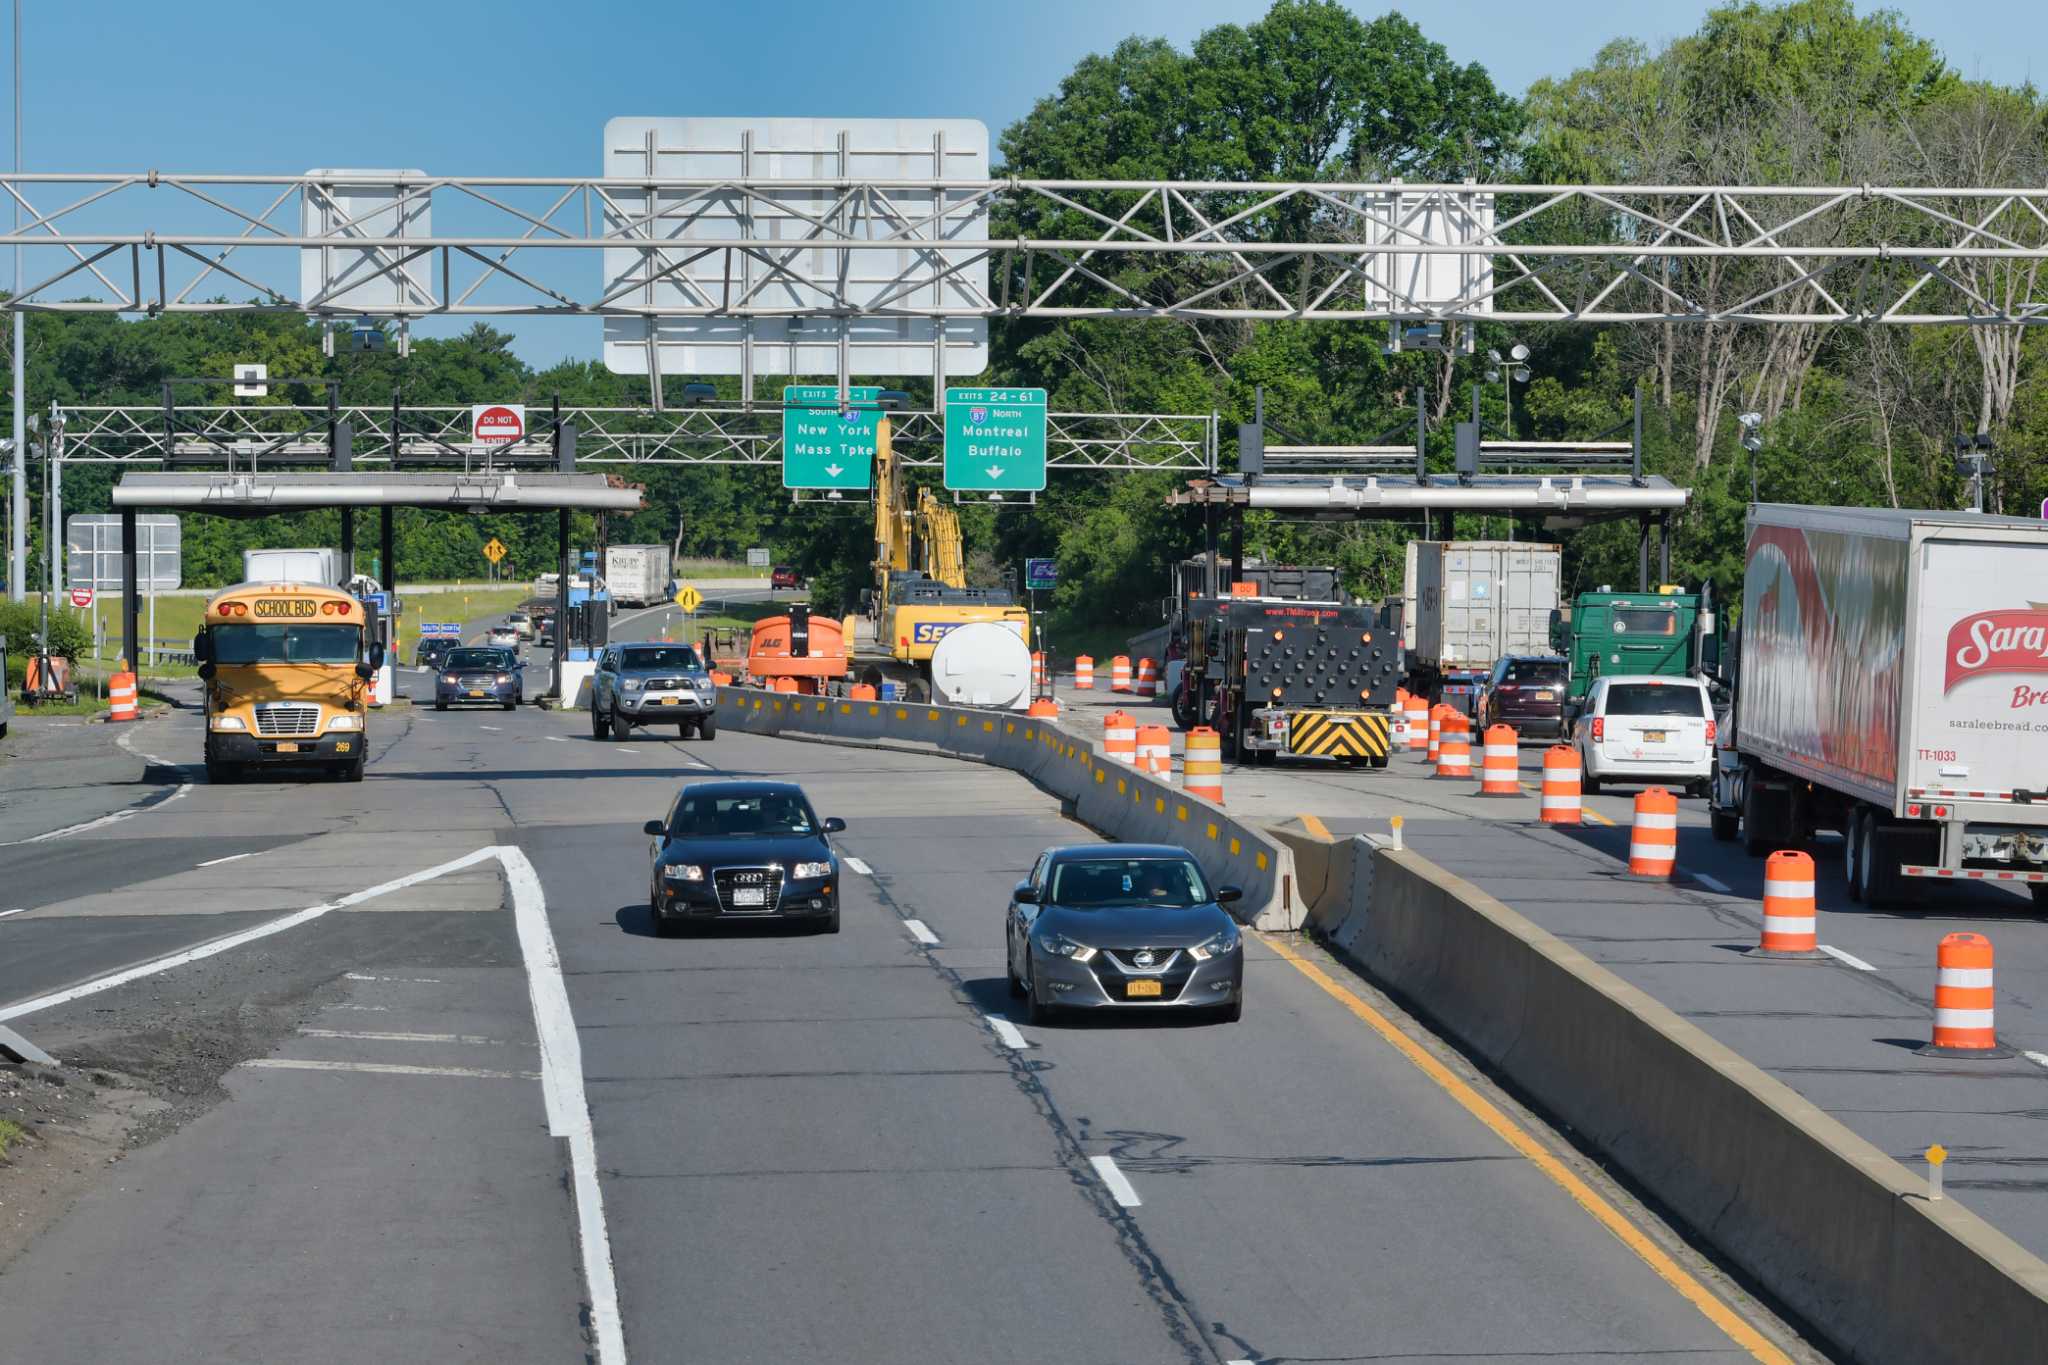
[1946,607,2048,693]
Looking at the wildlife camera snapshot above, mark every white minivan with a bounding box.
[1573,675,1714,796]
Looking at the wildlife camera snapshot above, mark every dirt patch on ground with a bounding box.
[0,1062,168,1270]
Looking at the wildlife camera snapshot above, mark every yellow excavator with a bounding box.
[861,416,1029,685]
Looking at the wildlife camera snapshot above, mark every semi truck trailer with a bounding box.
[604,544,671,608]
[1404,541,1561,710]
[1710,503,2048,907]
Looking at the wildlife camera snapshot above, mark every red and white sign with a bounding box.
[470,404,526,445]
[69,586,93,608]
[1945,608,2048,693]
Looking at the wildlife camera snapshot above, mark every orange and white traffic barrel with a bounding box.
[1026,698,1059,718]
[1102,710,1137,765]
[1407,694,1430,751]
[1110,655,1133,693]
[1754,849,1823,957]
[1135,723,1172,777]
[1136,657,1159,699]
[1031,652,1048,691]
[1626,787,1679,878]
[1427,704,1447,765]
[1074,656,1094,690]
[1434,713,1472,779]
[1478,724,1520,796]
[1539,745,1582,825]
[108,664,139,723]
[1183,727,1223,803]
[1921,932,2011,1057]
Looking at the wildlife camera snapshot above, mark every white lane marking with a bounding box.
[986,1015,1030,1050]
[329,1004,389,1012]
[615,747,639,755]
[241,1058,539,1081]
[498,844,626,1365]
[546,735,569,743]
[1692,872,1732,894]
[1819,944,1878,973]
[298,1028,505,1045]
[843,857,873,876]
[197,851,257,868]
[903,918,939,946]
[0,907,28,920]
[673,750,714,769]
[344,972,444,984]
[0,850,499,1024]
[1089,1154,1143,1208]
[479,724,503,731]
[2024,1051,2048,1072]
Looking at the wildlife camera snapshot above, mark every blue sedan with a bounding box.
[433,646,523,710]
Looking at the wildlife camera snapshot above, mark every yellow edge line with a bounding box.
[1299,812,1332,840]
[1258,931,1792,1365]
[1582,808,1616,827]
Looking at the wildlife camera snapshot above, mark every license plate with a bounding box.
[1537,690,1556,700]
[1644,730,1668,743]
[274,742,300,754]
[1126,979,1163,998]
[468,689,486,697]
[732,887,767,907]
[660,697,679,705]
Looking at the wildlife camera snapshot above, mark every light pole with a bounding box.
[1954,432,1995,514]
[1484,343,1531,436]
[9,0,22,602]
[1738,412,1764,504]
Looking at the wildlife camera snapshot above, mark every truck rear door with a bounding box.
[1909,535,2048,803]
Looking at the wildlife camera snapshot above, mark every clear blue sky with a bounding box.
[8,0,2040,365]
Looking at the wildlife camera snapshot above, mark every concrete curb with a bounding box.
[1277,819,2048,1365]
[719,689,1301,930]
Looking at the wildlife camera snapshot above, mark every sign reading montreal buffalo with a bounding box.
[1945,608,2048,693]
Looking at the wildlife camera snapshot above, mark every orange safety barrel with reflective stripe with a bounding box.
[1626,787,1678,878]
[1183,727,1223,802]
[1539,746,1581,825]
[1477,724,1520,796]
[1757,849,1819,954]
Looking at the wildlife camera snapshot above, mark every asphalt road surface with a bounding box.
[0,615,1818,1363]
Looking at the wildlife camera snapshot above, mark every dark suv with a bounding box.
[1478,655,1569,739]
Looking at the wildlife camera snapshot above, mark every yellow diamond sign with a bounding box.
[1927,1144,1947,1166]
[482,537,507,565]
[674,584,703,613]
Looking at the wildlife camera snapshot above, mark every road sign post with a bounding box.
[944,388,1047,493]
[674,584,703,642]
[781,386,879,492]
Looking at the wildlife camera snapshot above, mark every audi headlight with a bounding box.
[1035,931,1097,964]
[326,715,361,732]
[791,860,833,879]
[662,863,704,882]
[1188,926,1241,961]
[622,677,645,692]
[210,715,246,731]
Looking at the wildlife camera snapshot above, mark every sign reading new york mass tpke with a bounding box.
[944,387,1047,492]
[782,386,880,491]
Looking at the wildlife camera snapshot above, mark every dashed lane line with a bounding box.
[298,1028,507,1045]
[843,856,873,876]
[2024,1051,2048,1072]
[1692,872,1733,895]
[241,1058,540,1081]
[1259,931,1794,1365]
[1818,944,1878,972]
[1089,1155,1143,1207]
[985,1015,1030,1050]
[0,908,28,920]
[903,918,940,946]
[197,851,257,868]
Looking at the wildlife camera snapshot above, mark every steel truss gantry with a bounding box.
[1,174,2045,325]
[50,402,1217,473]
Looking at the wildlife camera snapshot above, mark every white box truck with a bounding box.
[604,545,670,608]
[1711,504,2048,907]
[243,547,343,586]
[1404,541,1561,708]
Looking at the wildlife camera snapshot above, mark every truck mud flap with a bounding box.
[1287,711,1390,760]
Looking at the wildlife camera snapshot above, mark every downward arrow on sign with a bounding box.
[824,463,844,477]
[985,466,1005,480]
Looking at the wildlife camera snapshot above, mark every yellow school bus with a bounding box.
[195,581,382,783]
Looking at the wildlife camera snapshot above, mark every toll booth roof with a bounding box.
[1171,472,1687,517]
[111,471,643,514]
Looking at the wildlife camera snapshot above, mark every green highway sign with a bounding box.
[782,386,881,490]
[944,387,1048,493]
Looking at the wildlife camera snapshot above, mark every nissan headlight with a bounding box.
[1035,931,1097,964]
[1188,926,1241,961]
[791,860,833,880]
[210,715,246,731]
[662,863,704,882]
[622,677,645,692]
[326,715,361,731]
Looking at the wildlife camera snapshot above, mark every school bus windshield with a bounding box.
[212,623,361,665]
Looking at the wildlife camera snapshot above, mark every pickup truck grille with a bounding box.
[254,703,321,737]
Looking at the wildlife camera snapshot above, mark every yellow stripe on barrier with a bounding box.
[1006,722,1016,734]
[957,716,967,727]
[983,721,994,732]
[1229,837,1241,855]
[1024,728,1034,739]
[1176,804,1188,822]
[1095,770,1105,784]
[1255,852,1269,870]
[1259,934,1792,1365]
[867,705,880,717]
[815,701,826,713]
[895,708,909,720]
[839,703,851,715]
[1206,822,1218,840]
[1154,798,1166,814]
[1117,778,1127,794]
[928,709,939,722]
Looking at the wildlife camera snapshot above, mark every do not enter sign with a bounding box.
[70,586,93,608]
[471,404,527,444]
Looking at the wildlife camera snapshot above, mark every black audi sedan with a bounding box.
[1005,843,1244,1024]
[644,781,845,935]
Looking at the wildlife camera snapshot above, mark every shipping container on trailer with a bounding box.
[1404,541,1561,710]
[1712,503,2048,908]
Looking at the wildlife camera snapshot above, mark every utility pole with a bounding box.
[9,0,23,601]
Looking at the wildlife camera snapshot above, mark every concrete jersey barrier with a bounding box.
[1283,825,2048,1365]
[720,688,1300,930]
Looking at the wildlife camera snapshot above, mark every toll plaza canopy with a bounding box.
[1168,472,1688,518]
[107,470,643,696]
